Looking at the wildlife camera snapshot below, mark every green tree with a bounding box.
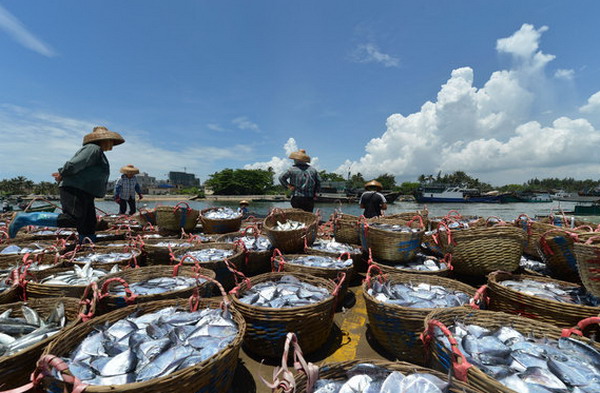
[347,173,366,190]
[398,181,420,195]
[318,170,345,182]
[375,173,396,190]
[204,168,275,195]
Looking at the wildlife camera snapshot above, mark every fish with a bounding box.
[39,261,120,286]
[310,239,361,254]
[367,281,470,309]
[370,223,420,233]
[499,278,600,307]
[273,220,306,231]
[73,252,137,265]
[275,255,353,270]
[108,276,205,296]
[66,306,238,385]
[222,235,272,251]
[387,253,448,272]
[203,207,242,220]
[238,275,330,308]
[177,249,234,262]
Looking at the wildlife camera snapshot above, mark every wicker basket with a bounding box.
[514,214,557,258]
[131,207,157,226]
[200,207,243,234]
[304,243,365,273]
[155,202,199,234]
[538,228,590,282]
[216,230,272,276]
[363,267,477,365]
[25,265,106,299]
[271,251,351,301]
[422,308,600,393]
[362,216,425,262]
[573,239,600,297]
[0,297,81,389]
[94,265,217,314]
[40,297,245,393]
[171,242,244,291]
[229,271,340,359]
[332,213,361,245]
[487,271,600,333]
[370,253,453,278]
[262,209,318,254]
[386,209,430,227]
[140,236,206,266]
[439,224,524,276]
[68,246,142,269]
[284,358,484,393]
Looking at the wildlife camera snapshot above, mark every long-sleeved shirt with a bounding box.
[278,164,321,198]
[58,143,109,198]
[115,175,141,200]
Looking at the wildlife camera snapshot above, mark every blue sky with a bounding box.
[1,1,600,186]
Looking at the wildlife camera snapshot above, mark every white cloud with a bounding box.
[339,24,600,185]
[554,69,575,80]
[0,5,55,57]
[351,43,399,68]
[0,105,253,183]
[580,91,600,114]
[206,123,225,132]
[244,138,320,181]
[232,116,260,132]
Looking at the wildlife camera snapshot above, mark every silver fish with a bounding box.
[203,208,242,220]
[273,220,306,231]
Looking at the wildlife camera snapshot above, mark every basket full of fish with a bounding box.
[199,207,243,234]
[573,236,600,298]
[0,240,68,267]
[435,221,525,276]
[24,261,121,299]
[155,202,200,235]
[171,242,244,291]
[37,296,245,393]
[140,236,211,266]
[94,264,216,314]
[68,246,142,269]
[269,332,484,393]
[363,266,478,365]
[271,250,352,301]
[423,308,600,393]
[370,252,453,277]
[487,271,600,333]
[229,271,341,358]
[361,216,425,263]
[263,209,318,254]
[305,237,365,271]
[0,297,80,389]
[216,226,273,276]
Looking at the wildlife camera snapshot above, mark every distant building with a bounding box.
[168,171,200,188]
[136,172,156,194]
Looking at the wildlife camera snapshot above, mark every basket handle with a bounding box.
[584,236,600,245]
[337,252,351,261]
[561,317,600,337]
[21,355,89,393]
[174,201,192,211]
[442,253,453,271]
[407,215,425,229]
[0,230,9,244]
[574,225,595,233]
[99,277,138,304]
[470,284,489,310]
[188,273,228,307]
[224,258,250,288]
[445,210,463,220]
[79,282,99,322]
[421,319,472,382]
[436,222,455,246]
[364,263,386,288]
[174,253,203,273]
[331,272,346,299]
[539,229,579,256]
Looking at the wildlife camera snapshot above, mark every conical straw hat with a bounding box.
[83,126,125,146]
[120,164,140,175]
[364,180,383,190]
[288,149,311,163]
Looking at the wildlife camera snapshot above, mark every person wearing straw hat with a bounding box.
[114,164,144,215]
[360,180,387,218]
[238,200,250,215]
[278,149,321,212]
[8,126,125,242]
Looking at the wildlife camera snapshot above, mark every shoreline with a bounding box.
[94,194,290,202]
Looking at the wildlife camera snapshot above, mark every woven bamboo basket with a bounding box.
[171,242,244,291]
[538,228,596,282]
[140,236,206,266]
[200,207,243,234]
[131,207,157,226]
[573,239,600,297]
[386,209,430,227]
[0,240,65,268]
[332,213,361,245]
[487,271,600,333]
[423,308,600,393]
[304,243,365,272]
[271,251,352,301]
[24,265,108,299]
[283,359,484,393]
[514,214,557,258]
[94,265,216,314]
[216,230,272,276]
[438,225,524,276]
[68,246,142,269]
[363,268,478,365]
[155,202,199,234]
[40,297,245,393]
[229,271,340,359]
[370,253,453,278]
[262,209,318,254]
[362,216,425,262]
[0,297,81,389]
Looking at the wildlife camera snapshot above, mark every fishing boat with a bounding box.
[414,185,502,203]
[574,202,600,216]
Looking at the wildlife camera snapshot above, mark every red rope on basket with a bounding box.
[99,277,138,304]
[470,284,489,309]
[79,282,98,322]
[561,316,600,337]
[422,319,472,382]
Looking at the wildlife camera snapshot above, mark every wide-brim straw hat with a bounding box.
[83,126,125,146]
[120,164,140,175]
[239,200,250,206]
[365,180,383,190]
[288,149,311,163]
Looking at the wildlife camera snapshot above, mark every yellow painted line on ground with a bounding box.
[327,288,368,362]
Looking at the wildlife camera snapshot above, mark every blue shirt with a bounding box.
[115,175,141,200]
[278,164,321,198]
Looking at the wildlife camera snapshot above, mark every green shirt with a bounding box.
[278,163,321,197]
[58,143,109,198]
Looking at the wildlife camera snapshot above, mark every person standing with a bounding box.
[360,180,387,218]
[114,164,143,215]
[8,126,125,242]
[278,149,321,212]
